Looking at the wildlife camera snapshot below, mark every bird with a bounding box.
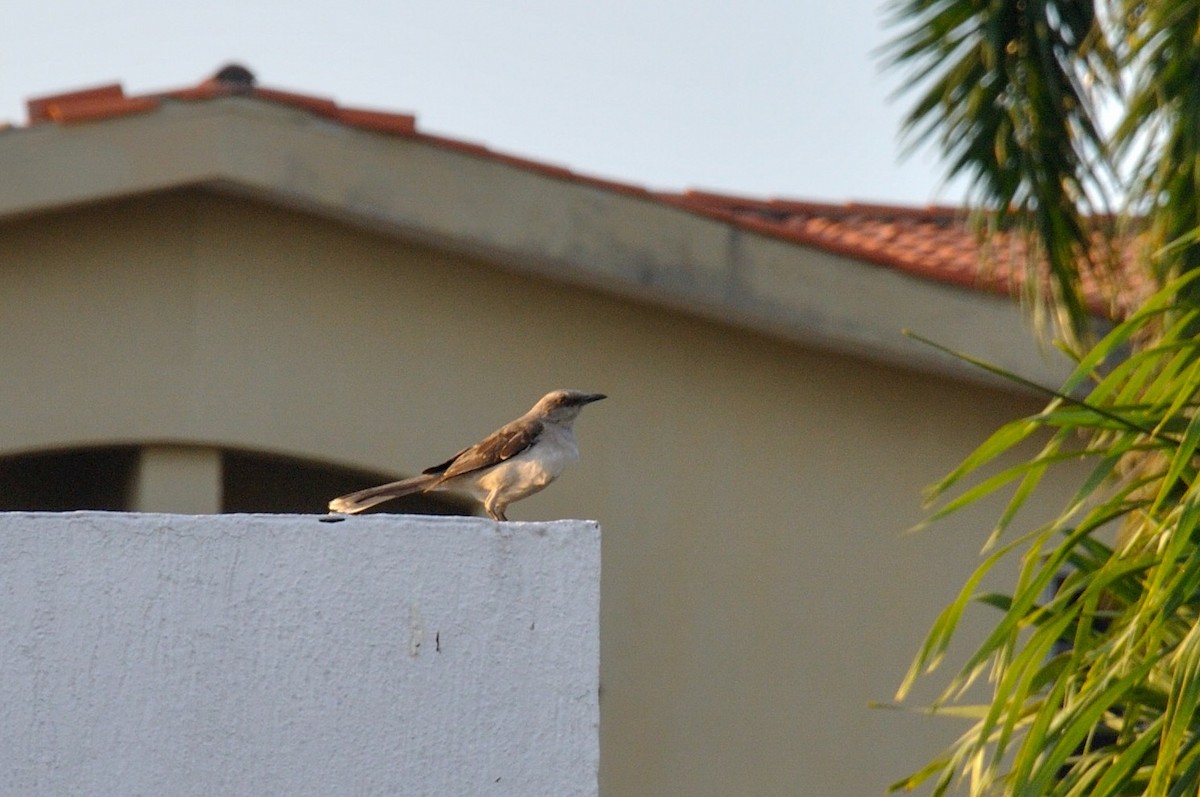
[327,389,606,520]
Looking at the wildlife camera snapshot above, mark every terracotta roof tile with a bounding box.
[17,67,1146,314]
[27,83,128,124]
[333,107,417,135]
[664,192,1145,314]
[251,87,341,118]
[164,84,233,102]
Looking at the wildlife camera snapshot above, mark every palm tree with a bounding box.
[883,1,1200,794]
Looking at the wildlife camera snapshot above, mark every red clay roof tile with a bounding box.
[334,107,417,135]
[166,84,234,102]
[46,94,160,124]
[16,68,1145,314]
[27,83,128,124]
[251,87,341,117]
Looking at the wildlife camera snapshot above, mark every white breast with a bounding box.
[473,425,579,503]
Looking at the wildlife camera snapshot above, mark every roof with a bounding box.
[16,64,1120,309]
[4,65,1098,391]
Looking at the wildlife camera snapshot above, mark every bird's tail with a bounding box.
[328,474,439,514]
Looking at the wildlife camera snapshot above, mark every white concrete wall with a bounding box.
[0,512,600,797]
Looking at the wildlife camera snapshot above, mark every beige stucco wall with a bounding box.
[0,190,1078,795]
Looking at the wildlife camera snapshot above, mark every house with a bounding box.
[0,67,1089,795]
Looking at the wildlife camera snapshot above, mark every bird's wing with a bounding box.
[421,449,469,476]
[425,418,543,482]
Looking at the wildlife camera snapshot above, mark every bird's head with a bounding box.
[532,389,607,423]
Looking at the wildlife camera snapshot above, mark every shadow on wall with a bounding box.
[0,446,475,516]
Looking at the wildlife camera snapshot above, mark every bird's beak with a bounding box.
[582,393,607,404]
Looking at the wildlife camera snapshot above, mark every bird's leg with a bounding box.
[484,494,508,521]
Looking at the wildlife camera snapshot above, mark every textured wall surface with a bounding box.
[0,512,600,797]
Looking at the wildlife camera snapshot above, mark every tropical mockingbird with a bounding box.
[328,389,606,520]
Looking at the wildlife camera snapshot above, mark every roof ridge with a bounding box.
[15,65,1147,316]
[24,68,418,136]
[668,190,967,221]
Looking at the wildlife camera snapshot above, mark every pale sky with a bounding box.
[1,0,967,206]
